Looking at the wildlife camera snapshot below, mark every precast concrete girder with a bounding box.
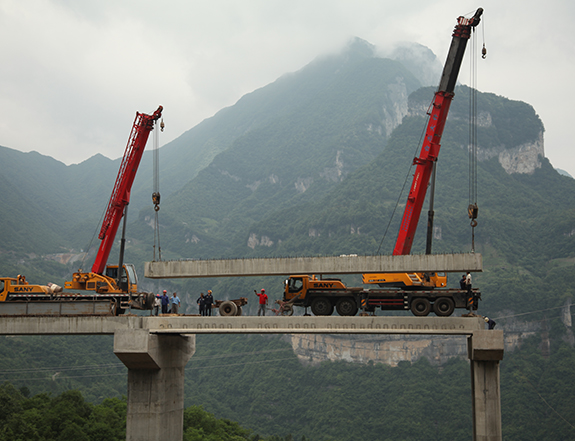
[144,253,482,279]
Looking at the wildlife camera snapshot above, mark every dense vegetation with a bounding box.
[0,382,300,441]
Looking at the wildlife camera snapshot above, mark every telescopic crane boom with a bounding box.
[92,106,163,274]
[394,8,482,255]
[363,8,483,288]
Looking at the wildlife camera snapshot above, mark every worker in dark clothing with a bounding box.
[161,290,169,314]
[484,317,496,330]
[197,293,206,316]
[204,290,214,316]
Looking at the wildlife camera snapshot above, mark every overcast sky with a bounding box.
[1,0,574,176]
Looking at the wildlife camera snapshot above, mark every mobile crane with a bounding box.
[284,9,483,317]
[0,106,163,315]
[363,8,483,290]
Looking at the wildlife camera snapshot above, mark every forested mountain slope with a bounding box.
[137,38,436,201]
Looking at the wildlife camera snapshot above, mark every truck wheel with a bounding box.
[336,297,358,316]
[433,297,455,317]
[219,301,238,316]
[311,297,334,316]
[411,298,431,316]
[144,292,156,309]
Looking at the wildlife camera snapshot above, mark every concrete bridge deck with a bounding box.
[0,315,486,335]
[144,253,482,278]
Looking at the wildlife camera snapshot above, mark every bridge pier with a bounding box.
[468,330,504,441]
[114,329,196,441]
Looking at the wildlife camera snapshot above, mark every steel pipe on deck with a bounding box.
[144,253,482,279]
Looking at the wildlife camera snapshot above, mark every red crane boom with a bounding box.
[92,106,163,274]
[393,9,482,256]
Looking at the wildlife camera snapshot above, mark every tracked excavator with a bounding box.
[284,9,483,316]
[0,106,163,316]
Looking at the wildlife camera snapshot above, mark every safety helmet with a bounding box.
[163,290,167,293]
[261,289,265,292]
[484,317,489,322]
[208,290,212,293]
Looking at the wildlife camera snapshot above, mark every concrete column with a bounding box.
[114,329,196,441]
[467,330,504,441]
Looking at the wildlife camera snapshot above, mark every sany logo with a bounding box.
[14,286,33,292]
[314,282,334,288]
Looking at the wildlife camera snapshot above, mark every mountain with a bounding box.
[137,41,424,259]
[1,37,575,441]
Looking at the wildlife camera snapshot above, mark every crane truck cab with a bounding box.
[0,276,62,302]
[284,275,361,316]
[65,264,138,294]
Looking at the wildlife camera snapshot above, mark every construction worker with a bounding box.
[465,272,472,294]
[171,292,181,314]
[204,290,214,316]
[459,274,466,290]
[465,272,474,311]
[254,289,268,316]
[197,293,206,316]
[161,290,169,314]
[484,317,496,330]
[153,294,161,316]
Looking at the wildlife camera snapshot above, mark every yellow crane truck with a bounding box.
[0,273,154,316]
[284,274,479,317]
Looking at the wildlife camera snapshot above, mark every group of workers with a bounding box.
[149,287,269,316]
[152,290,181,316]
[196,290,214,316]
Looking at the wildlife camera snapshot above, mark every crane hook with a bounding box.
[160,118,165,132]
[481,43,487,59]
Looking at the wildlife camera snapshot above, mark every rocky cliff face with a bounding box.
[476,122,545,175]
[408,93,546,176]
[287,314,572,366]
[288,329,534,367]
